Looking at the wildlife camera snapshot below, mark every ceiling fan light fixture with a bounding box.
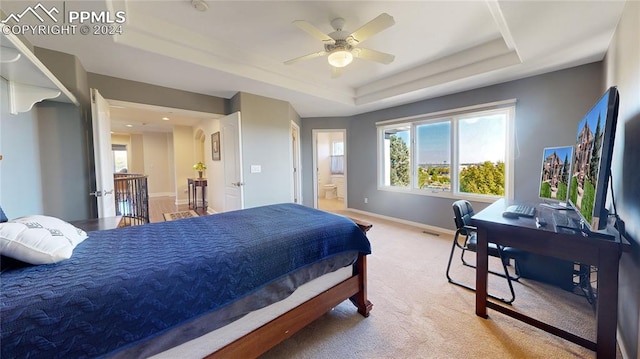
[328,50,353,68]
[191,0,208,12]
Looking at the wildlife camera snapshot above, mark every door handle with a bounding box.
[232,182,244,187]
[89,189,114,197]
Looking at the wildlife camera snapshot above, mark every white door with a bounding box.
[221,112,244,211]
[90,89,116,217]
[290,121,301,204]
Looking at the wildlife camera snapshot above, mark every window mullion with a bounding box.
[451,117,459,195]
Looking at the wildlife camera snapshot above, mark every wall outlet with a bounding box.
[364,197,368,204]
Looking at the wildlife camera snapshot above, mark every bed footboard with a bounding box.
[207,253,371,359]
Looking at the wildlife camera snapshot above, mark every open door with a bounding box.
[221,112,244,211]
[90,89,116,218]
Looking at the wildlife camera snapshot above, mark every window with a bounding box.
[112,144,128,173]
[416,121,451,191]
[378,101,514,201]
[331,140,345,174]
[381,126,410,187]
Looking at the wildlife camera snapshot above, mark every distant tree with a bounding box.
[418,165,451,190]
[540,182,551,198]
[561,154,570,184]
[390,135,410,186]
[459,161,505,195]
[569,176,579,205]
[588,116,602,184]
[557,182,568,201]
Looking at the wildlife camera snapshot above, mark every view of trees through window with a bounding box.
[383,128,411,187]
[381,107,511,198]
[416,121,450,190]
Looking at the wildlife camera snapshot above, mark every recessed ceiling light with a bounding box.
[126,124,133,127]
[162,117,170,121]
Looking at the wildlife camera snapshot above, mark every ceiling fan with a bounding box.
[284,13,395,77]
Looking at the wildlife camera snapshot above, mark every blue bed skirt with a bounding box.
[1,204,371,358]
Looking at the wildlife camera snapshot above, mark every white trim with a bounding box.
[375,186,499,204]
[312,129,348,210]
[290,121,302,204]
[616,327,630,359]
[346,208,456,236]
[175,199,189,205]
[375,98,517,126]
[486,0,519,55]
[150,192,175,198]
[377,104,515,201]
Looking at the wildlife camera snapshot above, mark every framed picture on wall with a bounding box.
[211,132,221,161]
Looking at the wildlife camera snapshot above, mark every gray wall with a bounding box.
[88,73,227,114]
[300,116,350,208]
[0,79,44,218]
[0,47,91,221]
[231,92,302,208]
[302,62,603,232]
[604,1,640,357]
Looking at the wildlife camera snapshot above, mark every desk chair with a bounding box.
[446,200,521,304]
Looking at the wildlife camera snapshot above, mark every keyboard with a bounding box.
[503,204,536,218]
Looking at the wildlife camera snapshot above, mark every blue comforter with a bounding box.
[1,204,371,358]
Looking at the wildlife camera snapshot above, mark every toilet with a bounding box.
[323,184,337,199]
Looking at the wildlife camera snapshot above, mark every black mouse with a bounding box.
[502,211,519,219]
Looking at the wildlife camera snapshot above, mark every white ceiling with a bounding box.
[0,0,627,120]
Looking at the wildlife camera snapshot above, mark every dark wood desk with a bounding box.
[70,216,122,232]
[188,178,207,210]
[472,198,628,358]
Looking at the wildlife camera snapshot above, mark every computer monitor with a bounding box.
[568,86,619,230]
[539,146,573,203]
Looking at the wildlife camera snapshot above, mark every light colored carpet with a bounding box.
[162,210,199,221]
[261,210,620,359]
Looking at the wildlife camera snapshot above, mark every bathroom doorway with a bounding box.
[312,129,347,212]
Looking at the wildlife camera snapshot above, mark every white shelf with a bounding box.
[1,32,79,114]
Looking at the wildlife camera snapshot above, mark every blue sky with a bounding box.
[542,146,573,165]
[396,114,506,164]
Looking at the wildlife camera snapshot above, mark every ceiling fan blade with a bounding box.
[293,20,336,45]
[353,47,395,64]
[284,51,328,65]
[348,13,395,45]
[331,66,343,79]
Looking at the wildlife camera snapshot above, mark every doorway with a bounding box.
[313,129,347,212]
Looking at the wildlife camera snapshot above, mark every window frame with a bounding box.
[377,100,516,203]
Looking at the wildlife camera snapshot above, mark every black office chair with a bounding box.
[446,200,521,304]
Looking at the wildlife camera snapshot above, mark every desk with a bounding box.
[472,198,628,358]
[70,216,122,232]
[188,178,207,210]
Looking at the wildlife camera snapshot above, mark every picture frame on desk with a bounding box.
[211,131,221,161]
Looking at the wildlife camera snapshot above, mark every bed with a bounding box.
[0,203,372,358]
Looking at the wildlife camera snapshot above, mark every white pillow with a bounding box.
[0,215,88,265]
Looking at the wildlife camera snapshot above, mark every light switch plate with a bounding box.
[251,165,262,173]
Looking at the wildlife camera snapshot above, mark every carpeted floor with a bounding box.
[261,210,620,358]
[162,210,199,221]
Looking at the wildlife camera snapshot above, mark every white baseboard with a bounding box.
[175,199,189,205]
[345,208,455,236]
[617,327,631,359]
[207,207,218,214]
[149,192,175,198]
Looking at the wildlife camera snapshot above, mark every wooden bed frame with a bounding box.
[206,219,373,358]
